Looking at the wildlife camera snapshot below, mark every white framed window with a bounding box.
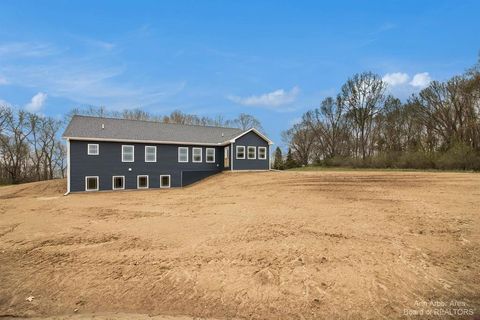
[122,145,134,162]
[192,147,202,163]
[247,146,256,159]
[137,175,149,189]
[112,176,125,190]
[87,144,99,155]
[85,176,99,191]
[178,147,188,162]
[258,147,267,160]
[145,146,156,162]
[236,146,245,159]
[160,175,171,188]
[206,148,215,163]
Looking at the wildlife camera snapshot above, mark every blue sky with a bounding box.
[0,0,479,147]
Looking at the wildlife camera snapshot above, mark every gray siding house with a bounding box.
[62,115,273,193]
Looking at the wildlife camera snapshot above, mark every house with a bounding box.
[62,115,273,193]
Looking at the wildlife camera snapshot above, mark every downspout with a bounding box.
[230,142,234,171]
[64,139,70,195]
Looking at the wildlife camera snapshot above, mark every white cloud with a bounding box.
[229,86,300,108]
[0,42,60,57]
[382,72,409,86]
[0,76,8,85]
[410,72,432,88]
[25,92,47,112]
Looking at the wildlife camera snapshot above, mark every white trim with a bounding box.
[65,139,70,195]
[122,145,135,162]
[137,175,149,189]
[160,175,171,188]
[230,143,234,170]
[206,148,215,163]
[85,176,99,191]
[87,143,99,155]
[145,145,157,162]
[258,146,267,160]
[192,147,202,163]
[247,146,256,159]
[178,147,189,162]
[236,145,245,159]
[112,176,125,190]
[228,128,274,145]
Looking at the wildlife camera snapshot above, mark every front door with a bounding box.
[224,146,230,168]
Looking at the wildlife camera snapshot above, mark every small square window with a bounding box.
[236,146,245,159]
[145,146,156,162]
[112,176,124,190]
[178,147,188,162]
[192,148,202,162]
[88,144,99,155]
[137,175,149,189]
[160,175,171,188]
[258,147,267,160]
[122,145,134,162]
[247,146,256,159]
[85,176,99,191]
[206,148,215,163]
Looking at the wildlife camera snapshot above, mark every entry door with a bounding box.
[224,146,230,167]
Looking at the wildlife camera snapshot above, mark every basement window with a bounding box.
[206,148,215,163]
[112,176,125,190]
[160,175,171,188]
[85,176,99,191]
[88,144,99,155]
[258,147,267,160]
[137,175,149,189]
[192,147,202,162]
[247,146,256,159]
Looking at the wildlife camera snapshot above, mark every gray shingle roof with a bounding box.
[62,115,245,145]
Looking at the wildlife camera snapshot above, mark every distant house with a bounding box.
[62,115,273,193]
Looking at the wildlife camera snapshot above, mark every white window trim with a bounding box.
[145,146,157,162]
[160,175,171,188]
[258,147,267,160]
[87,143,99,155]
[122,145,135,162]
[206,148,215,163]
[137,175,149,189]
[236,146,245,159]
[85,176,99,192]
[192,147,202,163]
[112,176,125,190]
[178,147,189,163]
[247,146,256,159]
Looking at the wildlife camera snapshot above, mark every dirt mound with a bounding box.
[0,179,66,199]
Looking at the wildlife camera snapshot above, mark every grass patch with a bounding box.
[287,166,477,173]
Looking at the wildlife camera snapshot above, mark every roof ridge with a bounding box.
[71,114,243,131]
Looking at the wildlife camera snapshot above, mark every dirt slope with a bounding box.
[0,171,479,319]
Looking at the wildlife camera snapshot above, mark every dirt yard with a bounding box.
[0,171,478,319]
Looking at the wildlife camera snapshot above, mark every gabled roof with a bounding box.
[62,115,272,146]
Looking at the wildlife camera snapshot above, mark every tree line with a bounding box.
[279,58,480,171]
[0,105,263,184]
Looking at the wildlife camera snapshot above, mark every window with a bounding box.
[192,147,202,162]
[206,148,215,163]
[145,146,156,162]
[258,147,267,160]
[112,176,125,190]
[137,175,149,189]
[247,146,256,159]
[178,147,188,162]
[88,144,99,155]
[122,145,134,162]
[160,175,171,188]
[85,176,99,191]
[236,146,245,159]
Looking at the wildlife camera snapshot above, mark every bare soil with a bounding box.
[0,171,479,319]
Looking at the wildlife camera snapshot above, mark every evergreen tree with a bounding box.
[273,147,284,170]
[285,148,297,169]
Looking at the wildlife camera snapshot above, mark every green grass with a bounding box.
[286,166,477,173]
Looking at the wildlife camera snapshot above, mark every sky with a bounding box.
[0,0,479,148]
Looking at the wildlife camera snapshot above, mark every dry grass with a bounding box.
[0,171,479,319]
